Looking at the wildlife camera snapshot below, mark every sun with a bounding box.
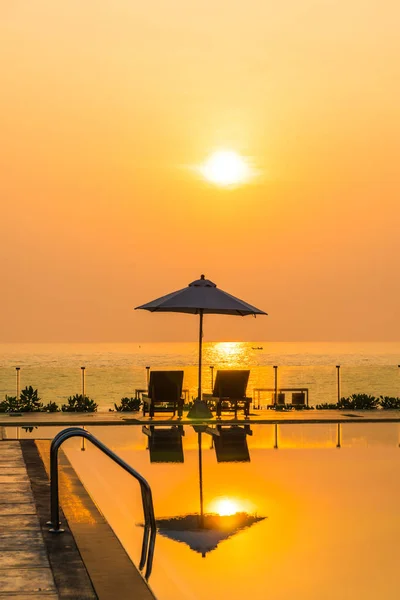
[201,150,250,186]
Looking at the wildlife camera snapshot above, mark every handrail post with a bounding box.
[48,427,84,532]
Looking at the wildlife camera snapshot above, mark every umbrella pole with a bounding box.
[198,309,203,401]
[187,310,213,419]
[198,431,204,528]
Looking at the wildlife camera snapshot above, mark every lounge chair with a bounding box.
[206,370,251,418]
[142,370,184,418]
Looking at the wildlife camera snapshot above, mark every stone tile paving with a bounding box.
[0,441,59,599]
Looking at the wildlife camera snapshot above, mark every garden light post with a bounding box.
[336,365,341,404]
[273,366,278,406]
[81,367,86,399]
[15,367,21,440]
[81,367,86,452]
[16,367,20,400]
[146,366,150,388]
[210,365,214,391]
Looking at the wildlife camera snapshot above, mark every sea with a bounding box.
[0,341,399,410]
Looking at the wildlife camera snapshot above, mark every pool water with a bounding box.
[32,424,400,598]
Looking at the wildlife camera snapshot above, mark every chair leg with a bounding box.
[150,403,154,418]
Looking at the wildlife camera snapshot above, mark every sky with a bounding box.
[1,0,399,343]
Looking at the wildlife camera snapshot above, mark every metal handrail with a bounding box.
[48,427,156,578]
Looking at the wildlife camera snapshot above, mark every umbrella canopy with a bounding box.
[135,274,267,417]
[136,274,266,316]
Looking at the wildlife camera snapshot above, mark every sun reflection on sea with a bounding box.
[207,342,249,367]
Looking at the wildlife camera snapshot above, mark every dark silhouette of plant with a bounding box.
[379,396,400,409]
[114,397,141,412]
[337,394,379,410]
[316,403,339,409]
[62,394,97,412]
[0,396,19,413]
[43,401,60,412]
[19,386,43,412]
[0,388,43,412]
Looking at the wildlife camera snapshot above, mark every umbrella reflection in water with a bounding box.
[153,426,265,557]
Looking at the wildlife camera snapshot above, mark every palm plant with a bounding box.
[114,397,142,412]
[0,396,19,413]
[62,394,98,412]
[43,401,60,412]
[19,386,43,412]
[379,396,400,409]
[337,394,379,410]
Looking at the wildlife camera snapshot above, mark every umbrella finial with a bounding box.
[189,275,216,288]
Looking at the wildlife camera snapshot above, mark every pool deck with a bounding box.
[1,408,400,431]
[0,441,59,599]
[0,439,155,600]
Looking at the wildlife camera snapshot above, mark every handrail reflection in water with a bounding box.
[48,426,156,579]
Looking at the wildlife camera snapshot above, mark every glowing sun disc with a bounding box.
[201,150,250,186]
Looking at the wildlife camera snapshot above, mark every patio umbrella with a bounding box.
[135,274,267,418]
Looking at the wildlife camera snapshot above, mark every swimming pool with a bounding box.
[45,422,398,600]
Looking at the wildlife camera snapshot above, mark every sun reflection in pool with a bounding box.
[209,497,241,516]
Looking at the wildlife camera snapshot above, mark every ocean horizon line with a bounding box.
[0,340,400,346]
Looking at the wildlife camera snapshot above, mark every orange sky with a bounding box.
[1,1,399,342]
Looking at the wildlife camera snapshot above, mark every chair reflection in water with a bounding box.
[205,424,252,462]
[204,370,251,418]
[142,370,184,418]
[142,425,185,463]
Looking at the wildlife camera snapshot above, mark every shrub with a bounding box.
[379,396,400,409]
[19,386,43,412]
[43,401,60,413]
[62,394,98,412]
[0,388,43,413]
[0,396,19,413]
[316,403,339,409]
[114,397,141,412]
[337,394,379,410]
